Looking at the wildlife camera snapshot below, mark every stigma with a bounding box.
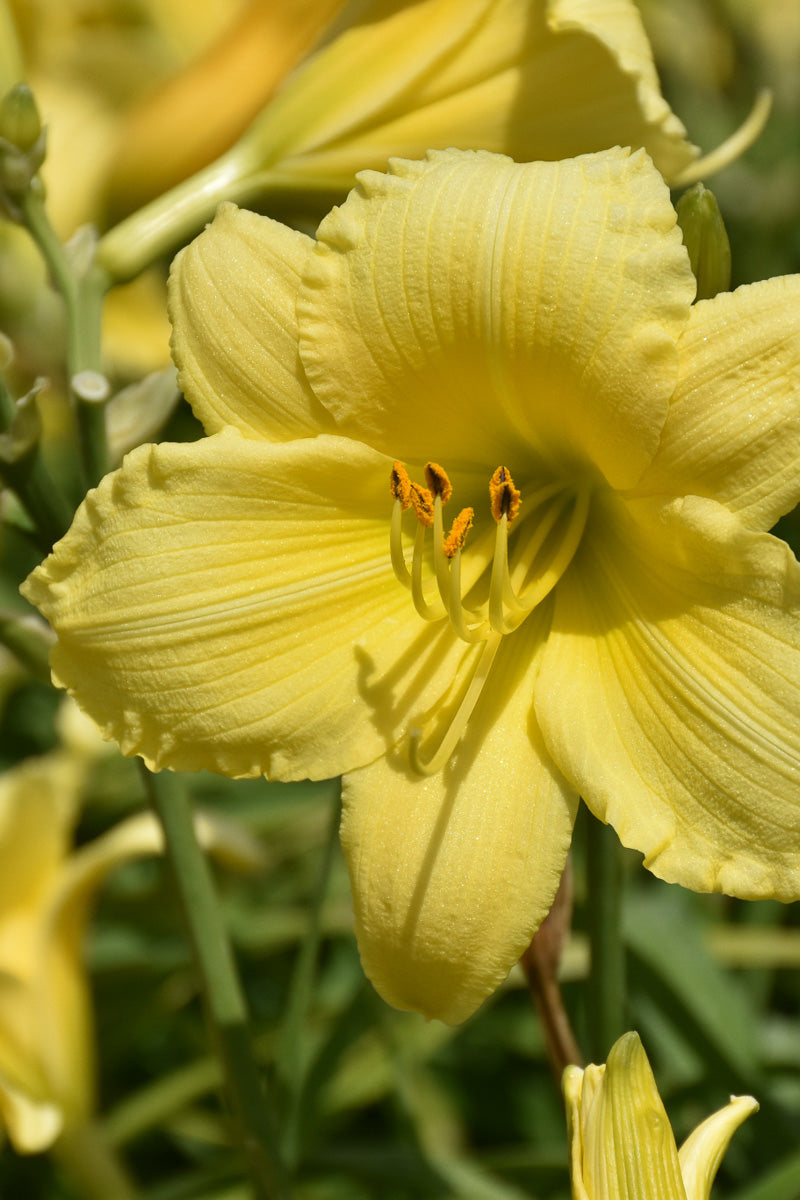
[390,460,590,644]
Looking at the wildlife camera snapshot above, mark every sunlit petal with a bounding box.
[23,431,469,779]
[341,611,577,1025]
[637,276,800,531]
[168,202,334,440]
[537,492,800,899]
[249,0,697,186]
[300,147,694,487]
[678,1095,759,1200]
[0,1067,62,1154]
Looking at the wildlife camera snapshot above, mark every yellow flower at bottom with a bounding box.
[564,1032,758,1200]
[23,147,800,1024]
[0,725,262,1153]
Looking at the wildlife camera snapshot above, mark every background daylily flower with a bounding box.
[0,709,263,1153]
[564,1031,758,1200]
[96,0,701,281]
[23,146,800,1025]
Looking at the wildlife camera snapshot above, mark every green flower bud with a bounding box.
[0,84,42,153]
[676,183,732,301]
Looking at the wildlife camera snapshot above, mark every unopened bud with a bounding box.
[676,183,732,301]
[0,84,42,153]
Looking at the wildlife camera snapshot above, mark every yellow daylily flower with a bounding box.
[96,0,701,280]
[564,1032,758,1200]
[23,146,800,1024]
[0,732,262,1152]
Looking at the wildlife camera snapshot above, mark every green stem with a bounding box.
[95,157,340,285]
[19,186,109,488]
[585,811,626,1061]
[278,787,341,1169]
[53,1119,141,1200]
[141,766,288,1200]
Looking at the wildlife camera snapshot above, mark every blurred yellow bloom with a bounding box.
[0,708,262,1152]
[4,0,241,236]
[97,0,701,280]
[24,146,800,1023]
[106,0,347,214]
[564,1032,758,1200]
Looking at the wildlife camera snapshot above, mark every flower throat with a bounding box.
[389,460,590,774]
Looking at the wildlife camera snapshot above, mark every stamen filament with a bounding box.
[447,549,490,643]
[490,486,591,634]
[390,498,412,588]
[411,521,446,621]
[410,633,502,775]
[432,493,452,603]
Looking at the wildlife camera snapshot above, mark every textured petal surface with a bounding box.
[168,203,334,440]
[636,276,800,531]
[579,1033,687,1200]
[251,0,696,185]
[300,148,694,488]
[23,432,470,779]
[340,611,577,1025]
[537,491,800,899]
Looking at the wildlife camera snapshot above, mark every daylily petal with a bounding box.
[678,1095,759,1200]
[567,1032,687,1200]
[248,0,697,186]
[543,0,697,180]
[39,805,259,1126]
[0,1070,62,1154]
[168,202,334,440]
[0,756,80,925]
[340,611,577,1025]
[300,147,694,488]
[536,492,800,899]
[23,431,471,779]
[637,276,800,531]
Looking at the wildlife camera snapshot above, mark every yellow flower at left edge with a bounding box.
[564,1032,758,1200]
[22,146,800,1026]
[0,702,262,1153]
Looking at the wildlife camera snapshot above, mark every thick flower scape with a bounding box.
[23,146,800,1024]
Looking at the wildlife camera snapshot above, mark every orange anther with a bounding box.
[489,466,521,523]
[390,462,413,509]
[443,508,474,559]
[410,483,435,527]
[424,462,453,503]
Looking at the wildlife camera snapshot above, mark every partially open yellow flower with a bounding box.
[23,147,800,1024]
[564,1032,758,1200]
[0,726,262,1152]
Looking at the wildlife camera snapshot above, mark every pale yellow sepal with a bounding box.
[636,275,800,532]
[564,1032,757,1200]
[168,203,334,440]
[23,431,472,781]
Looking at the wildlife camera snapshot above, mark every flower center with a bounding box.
[389,459,591,774]
[390,460,590,644]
